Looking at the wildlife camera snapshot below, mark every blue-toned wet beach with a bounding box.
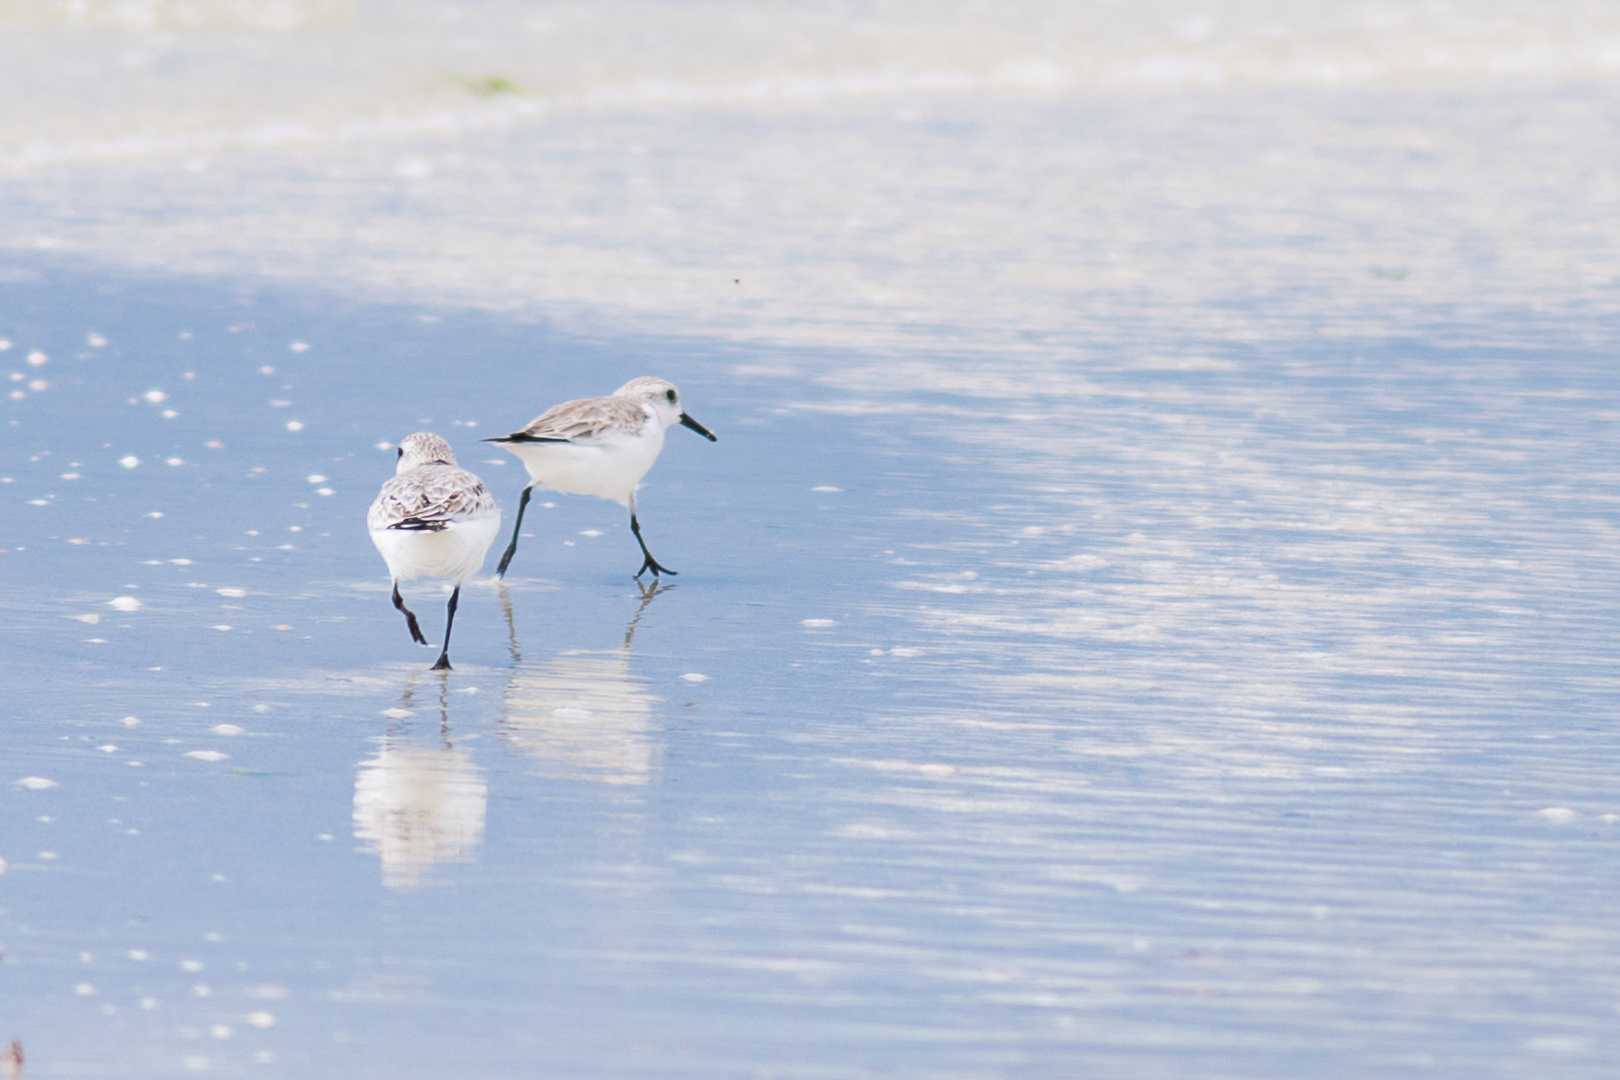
[4,0,1620,1069]
[3,242,1618,1077]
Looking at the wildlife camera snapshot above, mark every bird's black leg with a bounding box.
[431,586,461,671]
[630,511,677,578]
[393,582,429,645]
[496,486,533,578]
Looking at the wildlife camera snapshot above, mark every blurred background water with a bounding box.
[2,1,1620,1077]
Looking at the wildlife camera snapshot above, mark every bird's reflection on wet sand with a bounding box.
[353,671,488,890]
[352,582,671,888]
[497,581,668,787]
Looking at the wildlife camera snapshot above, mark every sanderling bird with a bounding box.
[485,376,717,578]
[368,432,501,670]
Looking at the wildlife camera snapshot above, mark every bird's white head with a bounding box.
[613,377,686,427]
[612,377,718,441]
[395,432,457,473]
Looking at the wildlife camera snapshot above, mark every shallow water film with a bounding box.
[4,2,1620,1078]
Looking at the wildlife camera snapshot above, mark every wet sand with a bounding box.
[1,243,1617,1076]
[1,12,1619,1066]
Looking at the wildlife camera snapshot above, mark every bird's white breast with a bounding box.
[504,422,667,504]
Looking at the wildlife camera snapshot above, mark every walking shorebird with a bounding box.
[485,377,716,578]
[368,432,501,670]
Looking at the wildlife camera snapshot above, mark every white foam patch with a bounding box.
[4,1,1620,182]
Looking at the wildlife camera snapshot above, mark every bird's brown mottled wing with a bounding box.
[516,395,650,445]
[367,465,496,531]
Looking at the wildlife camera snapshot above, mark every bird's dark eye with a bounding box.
[665,389,676,403]
[396,447,404,459]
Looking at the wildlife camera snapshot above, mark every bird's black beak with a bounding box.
[679,413,718,442]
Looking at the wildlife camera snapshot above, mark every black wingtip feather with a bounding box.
[486,432,569,444]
